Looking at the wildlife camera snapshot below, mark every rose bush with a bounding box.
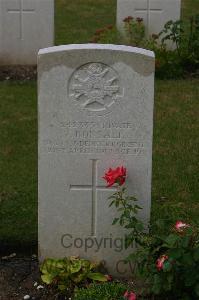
[103,165,144,248]
[90,15,199,79]
[103,166,199,299]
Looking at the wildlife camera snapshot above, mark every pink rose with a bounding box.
[175,221,190,232]
[156,254,168,271]
[103,166,126,187]
[123,290,136,300]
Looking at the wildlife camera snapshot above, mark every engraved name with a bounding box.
[43,119,145,156]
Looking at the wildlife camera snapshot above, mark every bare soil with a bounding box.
[0,66,37,81]
[0,256,71,300]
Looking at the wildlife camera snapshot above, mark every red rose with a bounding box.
[103,166,126,187]
[156,254,168,271]
[136,17,143,23]
[175,221,190,232]
[127,16,133,21]
[123,16,133,23]
[124,290,136,300]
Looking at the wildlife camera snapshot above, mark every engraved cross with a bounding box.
[135,0,162,36]
[69,159,117,237]
[7,0,35,40]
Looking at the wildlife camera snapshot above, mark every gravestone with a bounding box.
[38,44,155,277]
[117,0,181,38]
[0,0,54,65]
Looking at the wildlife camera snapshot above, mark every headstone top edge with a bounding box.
[38,43,155,59]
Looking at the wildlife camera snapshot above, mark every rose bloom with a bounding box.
[123,16,133,23]
[103,166,126,187]
[175,221,190,232]
[156,254,168,271]
[136,17,143,23]
[124,290,136,300]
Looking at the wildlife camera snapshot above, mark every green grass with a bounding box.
[0,0,198,246]
[182,0,199,19]
[0,82,37,245]
[0,79,198,244]
[54,0,199,45]
[152,79,199,228]
[55,0,116,45]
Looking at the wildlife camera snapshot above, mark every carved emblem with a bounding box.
[68,63,122,115]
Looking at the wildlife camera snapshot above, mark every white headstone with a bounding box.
[0,0,54,65]
[117,0,181,37]
[38,44,155,277]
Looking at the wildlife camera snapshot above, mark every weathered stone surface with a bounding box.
[117,0,181,38]
[38,44,155,277]
[0,0,54,65]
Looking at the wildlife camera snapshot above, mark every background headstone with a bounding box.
[117,0,181,38]
[0,0,54,65]
[38,44,155,277]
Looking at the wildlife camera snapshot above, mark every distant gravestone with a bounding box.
[117,0,181,37]
[0,0,54,65]
[38,44,155,277]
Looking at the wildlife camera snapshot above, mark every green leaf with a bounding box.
[124,210,130,218]
[109,200,115,207]
[169,248,182,259]
[72,272,87,283]
[185,271,197,287]
[193,248,199,261]
[182,236,191,248]
[152,274,161,294]
[182,253,194,266]
[119,218,125,226]
[41,273,55,284]
[69,260,82,273]
[112,218,119,225]
[134,204,142,209]
[135,222,144,231]
[87,272,108,282]
[195,284,199,296]
[165,234,179,248]
[163,261,172,272]
[115,200,120,208]
[58,284,67,291]
[167,273,173,284]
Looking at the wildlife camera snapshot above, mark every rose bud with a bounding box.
[156,254,168,271]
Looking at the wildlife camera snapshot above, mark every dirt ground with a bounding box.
[0,66,37,81]
[0,255,70,300]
